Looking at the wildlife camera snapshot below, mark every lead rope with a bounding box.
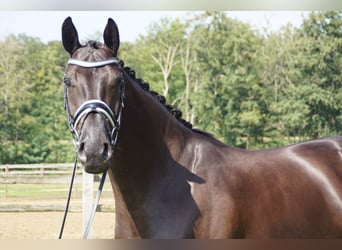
[58,156,108,239]
[83,170,107,239]
[58,156,78,239]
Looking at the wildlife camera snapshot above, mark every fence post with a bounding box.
[40,166,44,176]
[82,169,94,238]
[4,184,8,200]
[4,165,9,199]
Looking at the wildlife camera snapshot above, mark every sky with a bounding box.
[0,11,309,43]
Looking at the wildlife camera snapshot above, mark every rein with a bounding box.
[58,156,78,239]
[58,158,108,239]
[59,57,124,239]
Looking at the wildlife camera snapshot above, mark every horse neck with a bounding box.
[108,75,205,237]
[112,74,190,174]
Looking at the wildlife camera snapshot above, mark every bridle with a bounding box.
[59,57,125,239]
[63,57,125,148]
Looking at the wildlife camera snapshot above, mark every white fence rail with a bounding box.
[0,163,113,237]
[0,163,83,184]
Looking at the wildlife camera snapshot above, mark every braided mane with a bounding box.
[120,60,194,130]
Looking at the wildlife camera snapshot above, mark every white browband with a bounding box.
[67,58,120,68]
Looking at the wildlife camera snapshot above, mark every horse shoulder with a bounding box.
[183,137,245,238]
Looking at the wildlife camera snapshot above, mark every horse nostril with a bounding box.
[77,142,87,163]
[103,143,109,160]
[79,142,85,152]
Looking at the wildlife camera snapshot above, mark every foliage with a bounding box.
[0,11,341,163]
[0,35,74,163]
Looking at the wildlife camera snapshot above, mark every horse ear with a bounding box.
[62,17,81,55]
[103,18,120,56]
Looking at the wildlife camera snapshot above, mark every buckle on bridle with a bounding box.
[111,126,119,146]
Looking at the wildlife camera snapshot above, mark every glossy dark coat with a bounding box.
[62,17,342,238]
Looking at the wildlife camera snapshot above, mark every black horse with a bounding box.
[62,17,342,238]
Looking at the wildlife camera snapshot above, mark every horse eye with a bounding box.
[63,77,72,86]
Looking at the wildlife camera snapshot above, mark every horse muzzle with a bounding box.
[76,123,113,174]
[77,136,112,174]
[74,106,114,174]
[65,99,120,173]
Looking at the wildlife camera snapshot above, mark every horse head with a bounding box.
[62,17,124,173]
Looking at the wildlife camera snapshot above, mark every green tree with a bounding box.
[266,12,342,141]
[120,17,187,104]
[189,12,265,148]
[0,35,74,164]
[0,35,32,163]
[262,25,308,144]
[297,11,342,137]
[25,40,73,163]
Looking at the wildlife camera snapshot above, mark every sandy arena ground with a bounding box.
[0,197,116,239]
[0,211,115,239]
